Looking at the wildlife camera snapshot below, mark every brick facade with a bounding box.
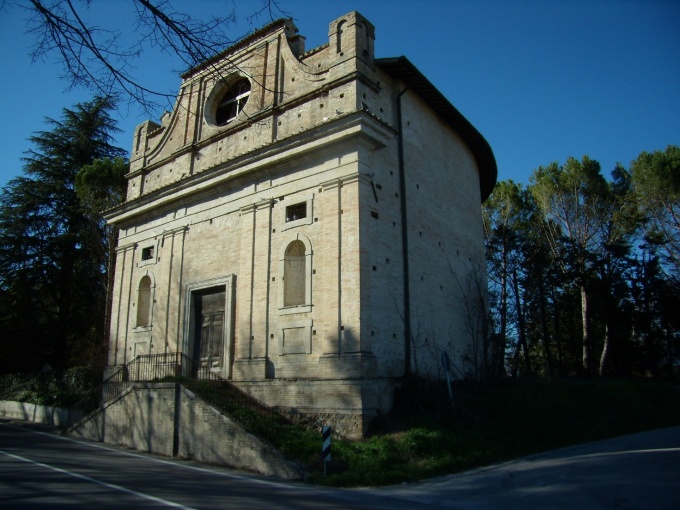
[104,12,496,438]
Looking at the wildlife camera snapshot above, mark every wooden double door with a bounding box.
[193,289,226,372]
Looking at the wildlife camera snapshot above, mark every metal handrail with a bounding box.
[73,353,280,441]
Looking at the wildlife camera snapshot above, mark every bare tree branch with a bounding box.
[20,0,286,115]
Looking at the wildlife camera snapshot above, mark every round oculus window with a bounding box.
[213,78,251,126]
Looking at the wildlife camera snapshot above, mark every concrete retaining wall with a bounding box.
[69,383,302,479]
[0,400,83,427]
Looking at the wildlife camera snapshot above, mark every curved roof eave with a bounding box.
[376,56,497,202]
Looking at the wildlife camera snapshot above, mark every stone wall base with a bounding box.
[234,377,399,439]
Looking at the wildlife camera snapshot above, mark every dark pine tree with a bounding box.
[0,96,126,374]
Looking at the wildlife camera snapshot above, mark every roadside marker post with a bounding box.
[441,351,454,409]
[322,425,331,475]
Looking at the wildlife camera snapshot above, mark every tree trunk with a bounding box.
[538,272,554,377]
[551,287,565,375]
[500,244,508,360]
[580,285,590,373]
[512,269,532,376]
[599,323,610,376]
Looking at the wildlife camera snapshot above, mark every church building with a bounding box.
[104,11,497,437]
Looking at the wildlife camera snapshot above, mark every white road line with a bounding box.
[0,421,417,508]
[0,448,198,510]
[0,421,299,490]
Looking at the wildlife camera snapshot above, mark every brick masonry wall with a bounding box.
[104,11,493,439]
[237,376,397,439]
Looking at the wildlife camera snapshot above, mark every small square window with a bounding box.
[141,246,154,261]
[280,195,313,231]
[285,202,307,222]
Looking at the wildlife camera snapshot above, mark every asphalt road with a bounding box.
[1,418,679,509]
[363,426,680,509]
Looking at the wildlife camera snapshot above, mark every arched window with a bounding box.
[336,20,346,53]
[136,275,152,327]
[284,241,306,306]
[215,78,251,126]
[279,234,312,314]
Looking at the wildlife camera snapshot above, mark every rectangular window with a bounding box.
[285,202,307,222]
[141,246,154,261]
[280,195,313,232]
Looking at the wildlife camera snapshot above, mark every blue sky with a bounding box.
[1,0,678,191]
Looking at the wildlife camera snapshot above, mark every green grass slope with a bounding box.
[274,378,680,486]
